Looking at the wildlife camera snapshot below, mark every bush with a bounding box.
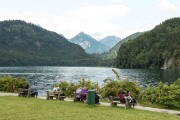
[99,80,140,99]
[57,79,98,97]
[0,76,29,93]
[139,79,180,109]
[57,81,77,97]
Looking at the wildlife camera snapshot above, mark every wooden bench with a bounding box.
[73,92,87,102]
[46,91,66,100]
[110,96,136,108]
[18,88,30,97]
[18,88,37,98]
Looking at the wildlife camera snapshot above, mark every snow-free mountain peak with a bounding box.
[100,35,121,48]
[69,32,110,54]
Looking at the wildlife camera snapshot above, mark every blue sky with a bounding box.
[0,0,179,40]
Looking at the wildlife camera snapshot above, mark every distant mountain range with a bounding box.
[0,20,99,66]
[69,32,120,54]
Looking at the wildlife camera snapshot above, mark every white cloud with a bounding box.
[112,0,123,4]
[159,0,178,12]
[0,3,131,40]
[0,1,180,41]
[61,4,131,39]
[64,4,130,21]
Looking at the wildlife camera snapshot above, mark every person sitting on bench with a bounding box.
[119,91,126,103]
[29,84,38,98]
[125,91,136,105]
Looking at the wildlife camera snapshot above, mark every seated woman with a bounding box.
[74,87,88,102]
[125,91,137,105]
[119,92,126,103]
[80,88,88,101]
[74,88,82,101]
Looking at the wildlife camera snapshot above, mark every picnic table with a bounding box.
[46,90,66,100]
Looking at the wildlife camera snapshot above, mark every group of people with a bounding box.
[74,87,100,104]
[119,91,137,105]
[21,83,135,106]
[53,86,60,91]
[52,85,65,97]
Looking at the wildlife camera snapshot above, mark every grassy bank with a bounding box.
[0,96,179,120]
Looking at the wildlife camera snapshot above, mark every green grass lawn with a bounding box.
[0,96,179,120]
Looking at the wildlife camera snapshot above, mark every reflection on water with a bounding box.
[0,66,179,96]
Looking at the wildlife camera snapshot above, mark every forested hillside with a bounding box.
[99,35,121,49]
[100,32,143,60]
[114,18,180,69]
[96,32,143,67]
[0,20,99,66]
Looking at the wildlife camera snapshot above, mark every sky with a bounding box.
[0,0,179,40]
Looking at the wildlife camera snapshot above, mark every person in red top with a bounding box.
[119,91,126,103]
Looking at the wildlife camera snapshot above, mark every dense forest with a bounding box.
[101,32,143,60]
[0,20,100,66]
[114,18,180,69]
[97,32,143,66]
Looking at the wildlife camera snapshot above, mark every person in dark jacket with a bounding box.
[95,92,100,104]
[29,85,38,98]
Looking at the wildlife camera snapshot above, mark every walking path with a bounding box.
[0,92,180,116]
[100,102,180,116]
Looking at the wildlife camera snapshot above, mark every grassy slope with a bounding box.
[0,96,179,120]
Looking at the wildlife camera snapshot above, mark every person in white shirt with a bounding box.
[53,86,58,91]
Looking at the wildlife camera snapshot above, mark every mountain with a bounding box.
[114,17,180,69]
[0,20,99,66]
[69,32,110,54]
[99,35,121,48]
[99,32,143,60]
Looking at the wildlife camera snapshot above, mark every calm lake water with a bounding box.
[0,66,180,96]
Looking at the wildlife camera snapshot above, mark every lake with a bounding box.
[0,66,179,96]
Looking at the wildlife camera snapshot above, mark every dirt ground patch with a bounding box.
[0,92,18,96]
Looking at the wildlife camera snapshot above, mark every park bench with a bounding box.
[18,88,37,98]
[18,88,30,97]
[110,96,136,108]
[46,90,66,100]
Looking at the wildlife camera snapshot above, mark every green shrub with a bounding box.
[139,79,180,109]
[99,80,140,99]
[57,79,97,97]
[76,78,98,90]
[57,81,77,97]
[0,76,29,92]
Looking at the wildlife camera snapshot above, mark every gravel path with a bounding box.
[0,92,18,96]
[0,92,180,116]
[100,102,180,116]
